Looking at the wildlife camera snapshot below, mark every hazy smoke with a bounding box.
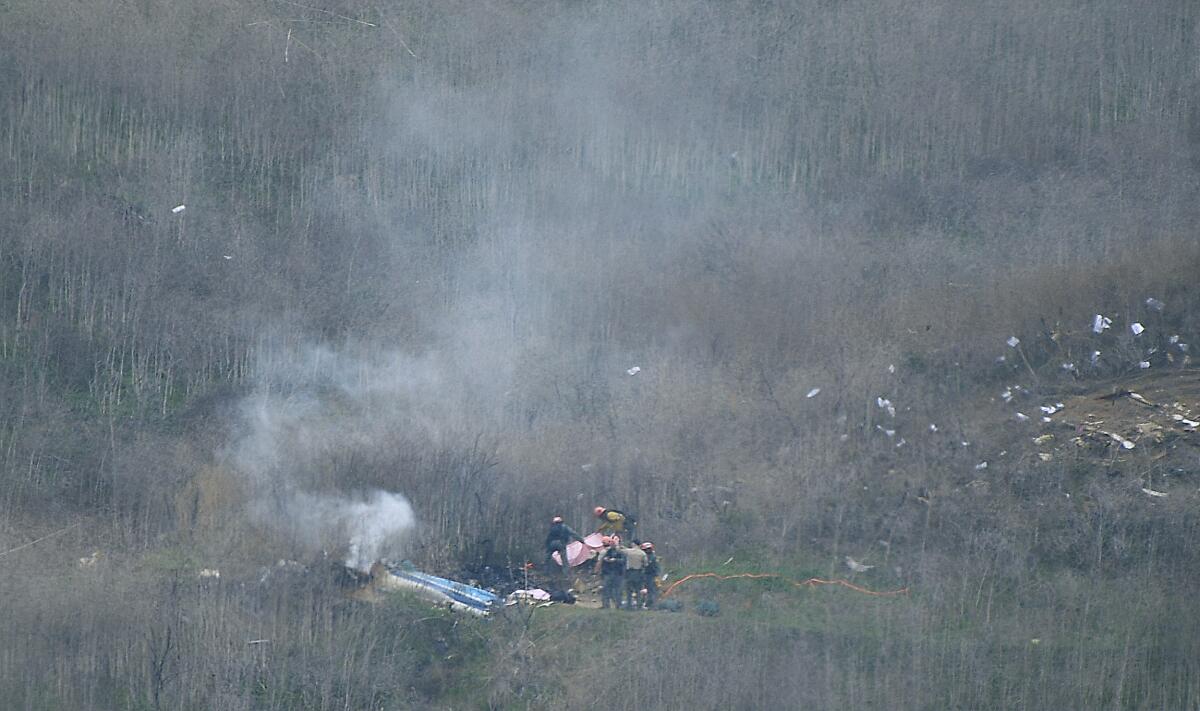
[285,490,415,572]
[227,345,432,569]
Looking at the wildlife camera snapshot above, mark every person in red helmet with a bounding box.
[593,506,638,543]
[639,541,660,608]
[544,515,585,585]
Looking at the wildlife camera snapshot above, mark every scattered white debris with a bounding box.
[1040,405,1060,415]
[1169,335,1180,344]
[1042,416,1052,423]
[961,441,970,447]
[722,557,735,566]
[171,204,186,214]
[1179,343,1189,352]
[888,364,895,374]
[844,556,874,573]
[895,438,906,448]
[1062,363,1076,372]
[839,433,850,441]
[1037,453,1053,462]
[996,355,1007,363]
[1141,487,1168,498]
[1131,322,1145,336]
[1001,389,1013,403]
[1016,412,1030,422]
[198,569,221,579]
[222,255,233,260]
[876,397,895,417]
[929,423,938,432]
[974,461,988,470]
[1092,314,1112,333]
[1090,350,1101,366]
[806,388,821,398]
[1007,336,1020,348]
[876,425,896,438]
[626,366,641,376]
[1146,297,1164,311]
[1107,432,1135,449]
[1033,434,1054,445]
[1139,361,1151,369]
[1170,415,1199,429]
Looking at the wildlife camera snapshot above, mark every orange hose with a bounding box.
[659,572,909,599]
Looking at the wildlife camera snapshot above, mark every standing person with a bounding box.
[622,541,647,610]
[593,506,638,543]
[640,542,660,609]
[544,516,585,585]
[595,537,627,609]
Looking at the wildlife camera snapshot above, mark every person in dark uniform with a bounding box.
[640,541,660,609]
[595,537,627,609]
[544,516,585,585]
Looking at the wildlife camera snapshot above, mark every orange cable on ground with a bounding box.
[659,572,909,599]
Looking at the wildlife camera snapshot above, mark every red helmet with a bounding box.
[640,542,654,551]
[594,506,606,517]
[552,516,563,524]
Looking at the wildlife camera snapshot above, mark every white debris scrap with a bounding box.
[876,397,895,417]
[1141,488,1168,498]
[929,423,938,432]
[1169,335,1180,344]
[975,461,988,470]
[1040,405,1060,415]
[1170,414,1199,429]
[1131,322,1145,336]
[888,364,895,374]
[1092,314,1112,333]
[1001,389,1013,403]
[1090,351,1101,366]
[1062,363,1076,372]
[1007,336,1020,348]
[1016,412,1030,422]
[806,388,821,398]
[626,366,641,376]
[876,425,896,438]
[1106,432,1135,449]
[844,557,874,573]
[1145,297,1164,311]
[171,204,186,214]
[1139,361,1151,369]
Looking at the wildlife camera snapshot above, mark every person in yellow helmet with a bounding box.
[593,506,638,543]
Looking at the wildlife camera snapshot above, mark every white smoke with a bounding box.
[283,490,416,572]
[227,345,432,569]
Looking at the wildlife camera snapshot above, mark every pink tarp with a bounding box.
[552,532,612,567]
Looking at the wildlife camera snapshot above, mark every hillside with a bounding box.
[2,1,1200,709]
